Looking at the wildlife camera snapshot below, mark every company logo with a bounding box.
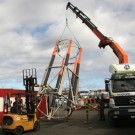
[124,65,130,70]
[129,97,135,104]
[117,93,130,96]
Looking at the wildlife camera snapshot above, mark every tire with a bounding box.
[33,121,40,132]
[14,127,23,135]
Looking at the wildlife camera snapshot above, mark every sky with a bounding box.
[0,0,135,90]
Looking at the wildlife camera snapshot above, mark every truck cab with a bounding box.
[106,64,135,125]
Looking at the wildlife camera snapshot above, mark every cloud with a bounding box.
[0,0,134,90]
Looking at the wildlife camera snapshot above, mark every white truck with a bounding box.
[105,64,135,125]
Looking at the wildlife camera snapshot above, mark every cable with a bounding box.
[59,17,81,48]
[67,23,81,48]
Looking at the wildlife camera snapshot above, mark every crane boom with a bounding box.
[66,2,128,64]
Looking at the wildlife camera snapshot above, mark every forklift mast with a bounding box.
[23,68,37,114]
[66,2,128,64]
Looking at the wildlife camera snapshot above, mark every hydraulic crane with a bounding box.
[66,2,128,64]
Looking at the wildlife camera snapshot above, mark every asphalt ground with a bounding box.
[1,109,135,135]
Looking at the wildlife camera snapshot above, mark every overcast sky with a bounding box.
[0,0,135,90]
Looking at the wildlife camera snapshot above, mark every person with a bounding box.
[99,93,105,121]
[10,97,18,114]
[10,97,22,114]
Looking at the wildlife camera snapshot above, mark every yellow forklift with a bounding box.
[2,68,40,135]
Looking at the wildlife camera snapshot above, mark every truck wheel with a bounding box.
[14,127,23,135]
[33,121,40,132]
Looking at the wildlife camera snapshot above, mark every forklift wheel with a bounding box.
[33,121,40,132]
[14,126,23,135]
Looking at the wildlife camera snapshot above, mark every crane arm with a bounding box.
[66,2,128,64]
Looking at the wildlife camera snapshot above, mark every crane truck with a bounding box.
[67,2,135,125]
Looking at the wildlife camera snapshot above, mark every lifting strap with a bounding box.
[59,18,81,48]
